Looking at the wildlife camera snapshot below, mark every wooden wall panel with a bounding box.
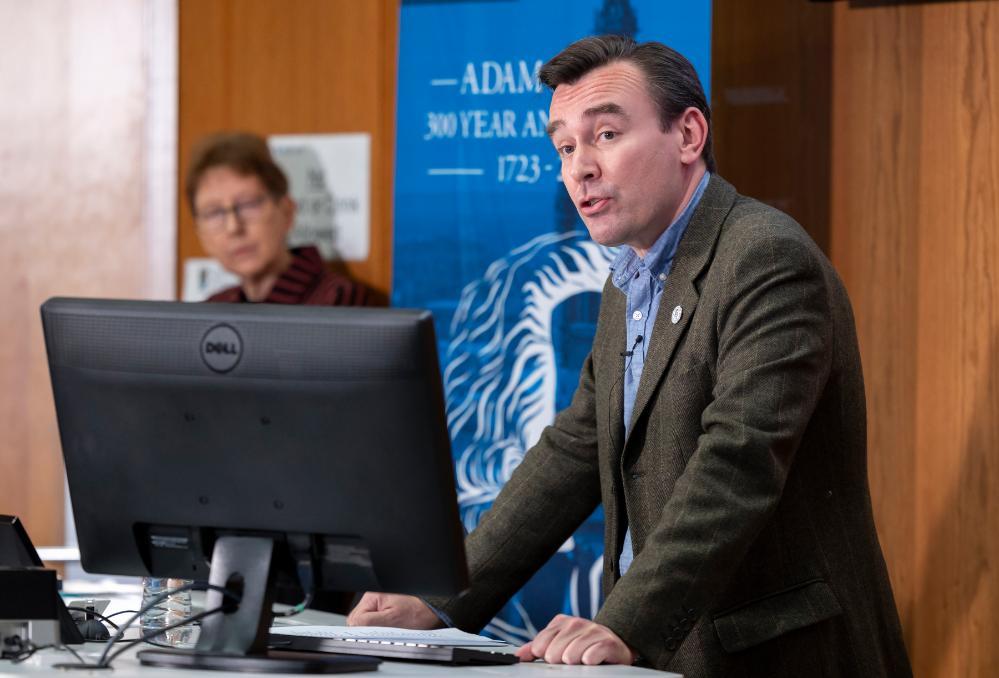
[177,0,398,303]
[831,2,998,676]
[712,0,832,250]
[829,1,923,648]
[0,0,175,545]
[908,5,999,676]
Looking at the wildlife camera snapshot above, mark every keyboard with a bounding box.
[268,634,519,666]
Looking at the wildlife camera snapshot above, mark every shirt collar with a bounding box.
[610,171,711,290]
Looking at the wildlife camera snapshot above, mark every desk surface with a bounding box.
[2,652,671,677]
[1,602,675,677]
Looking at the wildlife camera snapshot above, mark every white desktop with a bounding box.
[0,590,675,677]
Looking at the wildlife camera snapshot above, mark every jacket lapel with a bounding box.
[624,175,737,445]
[602,285,628,457]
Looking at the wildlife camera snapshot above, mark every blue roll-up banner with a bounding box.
[392,0,711,642]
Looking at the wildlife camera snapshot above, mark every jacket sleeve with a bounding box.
[429,350,604,632]
[594,226,835,667]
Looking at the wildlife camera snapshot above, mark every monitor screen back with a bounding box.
[41,298,468,597]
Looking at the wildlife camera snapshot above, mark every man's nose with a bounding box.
[567,146,600,184]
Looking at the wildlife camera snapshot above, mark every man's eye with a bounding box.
[558,145,574,156]
[600,131,617,140]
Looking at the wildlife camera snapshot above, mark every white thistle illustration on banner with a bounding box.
[442,230,614,642]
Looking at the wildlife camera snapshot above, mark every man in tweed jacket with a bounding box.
[349,36,912,677]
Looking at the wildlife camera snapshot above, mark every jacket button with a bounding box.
[665,640,679,652]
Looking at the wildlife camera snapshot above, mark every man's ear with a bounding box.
[676,107,708,167]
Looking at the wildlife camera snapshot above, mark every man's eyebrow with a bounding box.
[545,103,628,138]
[584,102,627,119]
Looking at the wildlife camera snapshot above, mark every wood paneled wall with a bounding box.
[834,3,999,675]
[177,0,398,303]
[711,0,832,250]
[716,1,999,675]
[0,0,176,545]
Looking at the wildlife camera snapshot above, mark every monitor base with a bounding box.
[137,648,380,674]
[137,536,379,673]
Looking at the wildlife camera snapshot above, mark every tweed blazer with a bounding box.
[433,175,912,677]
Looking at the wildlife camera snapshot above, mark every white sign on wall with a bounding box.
[268,133,371,262]
[182,257,239,301]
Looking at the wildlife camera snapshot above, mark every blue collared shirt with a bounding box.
[611,171,710,575]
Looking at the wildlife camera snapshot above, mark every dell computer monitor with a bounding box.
[41,298,468,672]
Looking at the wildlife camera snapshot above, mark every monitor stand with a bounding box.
[137,535,378,674]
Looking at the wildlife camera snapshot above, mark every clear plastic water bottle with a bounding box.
[140,577,195,646]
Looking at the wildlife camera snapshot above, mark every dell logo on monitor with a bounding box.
[201,324,242,373]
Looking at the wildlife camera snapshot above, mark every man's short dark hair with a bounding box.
[184,131,289,212]
[539,35,715,173]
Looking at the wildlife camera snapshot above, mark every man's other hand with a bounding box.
[514,614,637,666]
[346,592,443,629]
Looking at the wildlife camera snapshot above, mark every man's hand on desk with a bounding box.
[346,592,443,629]
[515,614,637,666]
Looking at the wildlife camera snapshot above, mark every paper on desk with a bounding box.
[269,625,507,647]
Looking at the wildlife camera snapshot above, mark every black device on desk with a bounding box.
[0,514,88,645]
[41,299,471,674]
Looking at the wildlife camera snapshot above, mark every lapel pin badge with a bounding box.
[671,305,682,324]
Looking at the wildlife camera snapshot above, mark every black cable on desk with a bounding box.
[96,581,239,666]
[56,643,87,666]
[271,544,316,618]
[69,608,121,631]
[50,603,230,670]
[9,642,53,664]
[45,581,240,670]
[99,604,228,668]
[6,582,240,670]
